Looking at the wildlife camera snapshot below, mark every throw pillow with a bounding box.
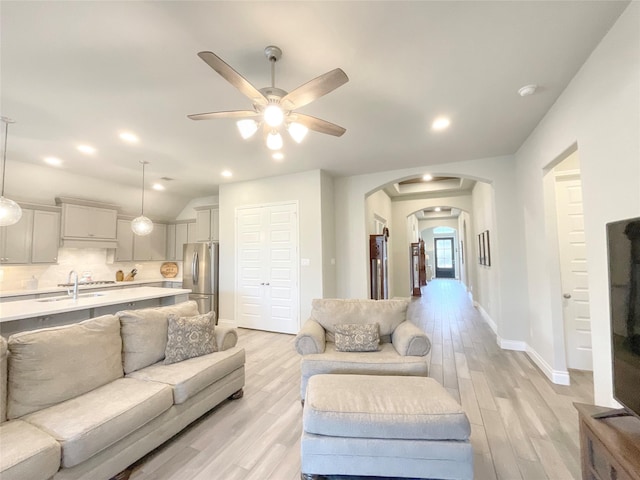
[334,323,380,352]
[164,311,217,365]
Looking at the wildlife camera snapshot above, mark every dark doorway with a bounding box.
[435,237,455,278]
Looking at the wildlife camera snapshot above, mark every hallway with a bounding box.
[409,279,593,479]
[130,279,594,480]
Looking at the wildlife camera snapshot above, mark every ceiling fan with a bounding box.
[188,46,349,151]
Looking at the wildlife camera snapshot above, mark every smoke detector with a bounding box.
[518,84,538,97]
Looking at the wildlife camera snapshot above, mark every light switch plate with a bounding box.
[301,258,310,266]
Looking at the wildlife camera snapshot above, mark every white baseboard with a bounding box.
[474,302,569,385]
[525,345,571,385]
[474,302,498,335]
[499,338,527,351]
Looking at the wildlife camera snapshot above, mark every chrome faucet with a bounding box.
[67,270,79,300]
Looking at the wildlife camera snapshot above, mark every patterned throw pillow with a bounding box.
[164,311,217,365]
[334,323,380,352]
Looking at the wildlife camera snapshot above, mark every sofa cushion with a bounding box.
[118,300,200,374]
[164,311,217,365]
[22,377,173,468]
[300,342,428,398]
[127,346,245,404]
[334,323,380,352]
[304,375,471,441]
[0,419,60,480]
[310,299,409,340]
[7,315,122,419]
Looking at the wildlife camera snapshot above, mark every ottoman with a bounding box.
[301,374,473,480]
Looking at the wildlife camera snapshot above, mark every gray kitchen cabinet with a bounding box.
[31,210,61,263]
[165,221,194,260]
[195,206,219,242]
[0,309,90,337]
[61,203,117,240]
[115,219,134,262]
[166,224,176,260]
[0,209,33,264]
[133,223,166,261]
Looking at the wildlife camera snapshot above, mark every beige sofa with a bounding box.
[294,298,431,398]
[0,301,245,480]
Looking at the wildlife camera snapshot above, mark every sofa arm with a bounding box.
[215,326,238,351]
[295,320,326,355]
[392,321,431,356]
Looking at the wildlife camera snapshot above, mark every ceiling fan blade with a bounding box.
[291,113,346,137]
[188,110,260,121]
[281,68,349,110]
[197,51,268,106]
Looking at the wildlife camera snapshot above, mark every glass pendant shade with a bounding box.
[0,117,21,226]
[264,105,284,127]
[266,131,283,150]
[131,160,153,236]
[237,119,258,139]
[0,196,22,226]
[131,215,154,236]
[288,122,309,143]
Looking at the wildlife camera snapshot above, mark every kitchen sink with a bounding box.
[37,292,107,302]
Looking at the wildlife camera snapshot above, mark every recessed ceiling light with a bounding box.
[435,207,441,212]
[221,170,232,178]
[152,183,165,191]
[43,156,62,166]
[518,84,538,97]
[422,174,433,181]
[119,132,139,143]
[272,152,284,161]
[432,117,450,131]
[77,144,96,154]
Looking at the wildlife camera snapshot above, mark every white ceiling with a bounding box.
[0,1,629,213]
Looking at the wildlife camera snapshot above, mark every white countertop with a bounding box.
[0,278,182,298]
[0,286,191,322]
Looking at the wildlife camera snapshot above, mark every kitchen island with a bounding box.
[0,286,191,336]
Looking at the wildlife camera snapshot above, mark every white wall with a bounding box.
[218,170,325,327]
[471,182,502,339]
[334,157,529,349]
[515,2,640,404]
[365,189,393,297]
[176,195,219,221]
[320,171,336,298]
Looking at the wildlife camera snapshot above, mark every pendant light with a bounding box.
[131,160,153,236]
[0,117,22,227]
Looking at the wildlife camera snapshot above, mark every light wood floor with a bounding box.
[129,279,594,480]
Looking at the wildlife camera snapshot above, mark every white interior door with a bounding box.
[236,203,299,334]
[555,176,593,371]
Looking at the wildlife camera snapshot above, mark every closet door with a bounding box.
[236,203,299,334]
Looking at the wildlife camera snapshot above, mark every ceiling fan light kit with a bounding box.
[0,116,23,227]
[189,45,349,153]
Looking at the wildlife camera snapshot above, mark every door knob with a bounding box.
[563,293,572,299]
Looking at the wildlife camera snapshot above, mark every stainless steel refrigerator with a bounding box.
[182,242,219,322]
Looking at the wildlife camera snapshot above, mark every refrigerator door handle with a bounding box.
[192,251,199,285]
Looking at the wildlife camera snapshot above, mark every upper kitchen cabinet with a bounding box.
[115,219,134,262]
[195,206,219,242]
[166,221,195,261]
[0,209,34,264]
[57,198,118,248]
[31,209,61,263]
[133,223,167,261]
[1,205,62,265]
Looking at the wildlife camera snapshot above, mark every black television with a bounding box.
[607,217,640,418]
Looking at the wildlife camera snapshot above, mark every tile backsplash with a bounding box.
[0,248,181,291]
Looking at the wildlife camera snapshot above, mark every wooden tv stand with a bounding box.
[575,403,640,480]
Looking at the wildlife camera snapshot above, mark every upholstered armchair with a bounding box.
[294,298,431,398]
